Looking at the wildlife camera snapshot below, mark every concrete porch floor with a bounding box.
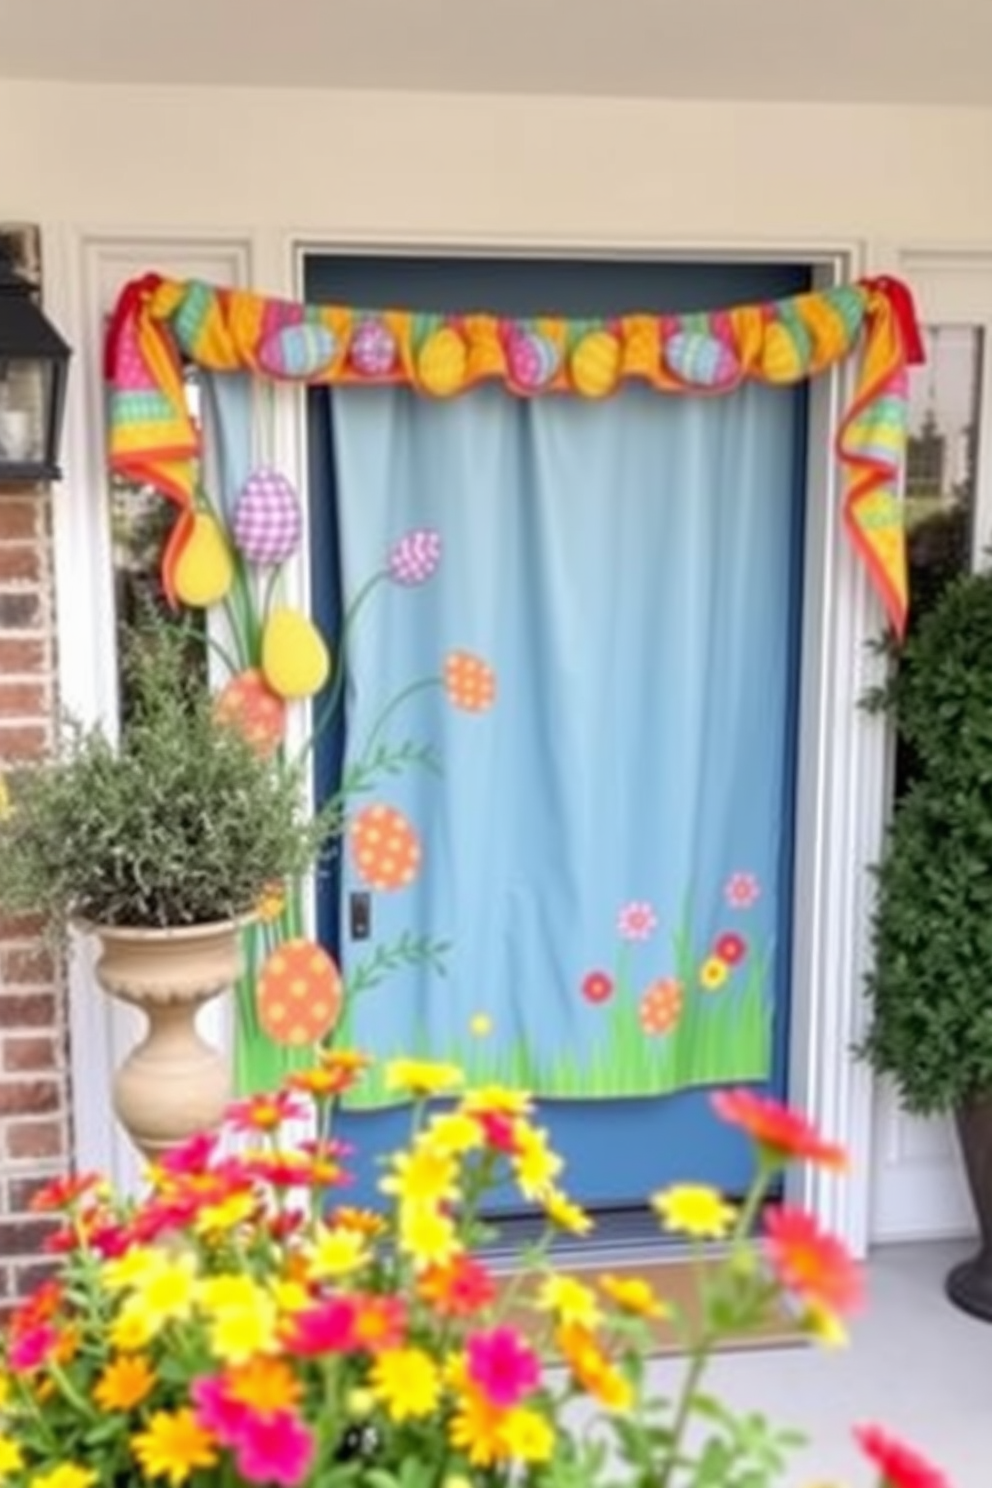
[643,1241,990,1486]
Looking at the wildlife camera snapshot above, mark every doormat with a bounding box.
[498,1255,806,1358]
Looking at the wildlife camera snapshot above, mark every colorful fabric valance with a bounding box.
[105,273,924,635]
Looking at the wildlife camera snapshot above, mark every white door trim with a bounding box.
[54,224,891,1255]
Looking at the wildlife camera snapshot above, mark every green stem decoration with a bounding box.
[360,677,444,760]
[295,570,389,769]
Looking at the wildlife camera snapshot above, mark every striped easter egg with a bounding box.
[762,316,812,384]
[507,328,560,391]
[349,317,397,378]
[418,326,468,396]
[570,330,621,398]
[664,331,740,389]
[258,322,338,379]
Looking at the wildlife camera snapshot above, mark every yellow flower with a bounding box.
[0,1438,24,1477]
[369,1348,441,1421]
[449,1388,506,1467]
[651,1184,737,1240]
[599,1274,668,1320]
[30,1469,95,1488]
[699,956,729,991]
[194,1191,257,1236]
[541,1188,593,1236]
[500,1406,556,1463]
[469,1013,493,1038]
[380,1144,460,1207]
[801,1302,849,1349]
[113,1255,198,1346]
[537,1274,601,1328]
[556,1324,633,1413]
[110,1309,150,1353]
[272,1278,311,1314]
[423,1111,484,1156]
[197,1276,278,1364]
[346,1388,377,1419]
[384,1059,464,1099]
[462,1086,533,1117]
[131,1409,218,1485]
[306,1224,369,1280]
[93,1354,156,1412]
[398,1204,462,1271]
[511,1122,563,1200]
[102,1246,169,1293]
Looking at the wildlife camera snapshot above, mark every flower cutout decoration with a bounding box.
[581,971,614,1005]
[699,956,729,992]
[617,901,658,941]
[388,529,442,586]
[444,652,497,713]
[350,805,422,891]
[714,931,747,965]
[724,872,761,909]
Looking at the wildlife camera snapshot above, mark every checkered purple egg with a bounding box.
[388,528,442,586]
[350,319,397,378]
[232,468,302,567]
[507,329,560,391]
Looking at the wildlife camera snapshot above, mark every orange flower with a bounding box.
[555,1323,632,1411]
[711,1089,847,1171]
[854,1425,949,1488]
[351,1295,406,1352]
[419,1256,497,1317]
[94,1355,156,1412]
[330,1207,389,1240]
[763,1207,863,1319]
[225,1358,301,1414]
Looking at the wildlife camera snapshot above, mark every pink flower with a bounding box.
[192,1375,248,1442]
[724,872,761,909]
[581,970,614,1004]
[158,1130,219,1177]
[225,1091,307,1133]
[234,1412,315,1487]
[388,528,442,586]
[617,901,658,941]
[854,1425,950,1488]
[283,1297,358,1356]
[8,1323,58,1371]
[714,932,747,965]
[466,1326,541,1408]
[476,1111,520,1154]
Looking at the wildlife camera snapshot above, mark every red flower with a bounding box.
[29,1173,103,1213]
[419,1255,497,1317]
[763,1206,864,1318]
[476,1111,520,1154]
[714,932,747,965]
[282,1297,359,1355]
[711,1088,848,1170]
[854,1425,950,1488]
[582,971,614,1005]
[351,1295,407,1352]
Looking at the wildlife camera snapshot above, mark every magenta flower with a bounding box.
[388,528,442,586]
[466,1326,542,1408]
[234,1411,315,1487]
[581,970,614,1005]
[192,1375,247,1442]
[724,872,761,909]
[158,1130,219,1177]
[7,1323,58,1371]
[284,1297,358,1355]
[617,901,658,941]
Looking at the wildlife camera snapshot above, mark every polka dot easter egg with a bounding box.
[507,328,560,392]
[444,651,497,712]
[350,318,397,378]
[256,939,343,1047]
[639,978,683,1036]
[214,669,287,757]
[350,804,422,891]
[233,468,302,567]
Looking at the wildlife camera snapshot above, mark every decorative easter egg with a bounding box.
[350,804,422,891]
[258,322,338,379]
[261,608,331,700]
[173,513,234,609]
[214,668,287,757]
[761,317,812,384]
[507,329,560,391]
[350,318,397,378]
[232,467,302,567]
[444,651,497,713]
[256,938,343,1047]
[418,326,468,397]
[639,978,683,1037]
[570,330,621,398]
[664,331,740,389]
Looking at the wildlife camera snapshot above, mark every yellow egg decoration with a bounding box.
[261,607,331,700]
[571,330,622,399]
[173,513,235,608]
[418,326,468,397]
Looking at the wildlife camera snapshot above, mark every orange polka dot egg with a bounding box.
[256,939,343,1047]
[639,978,683,1036]
[350,804,422,891]
[214,669,287,757]
[444,651,497,713]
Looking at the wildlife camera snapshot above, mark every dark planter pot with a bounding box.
[946,1096,992,1322]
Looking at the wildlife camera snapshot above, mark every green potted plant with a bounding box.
[862,565,992,1321]
[0,621,333,1156]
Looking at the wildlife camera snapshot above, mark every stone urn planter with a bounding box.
[946,1097,992,1321]
[84,917,247,1160]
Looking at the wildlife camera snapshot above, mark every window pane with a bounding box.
[906,325,982,614]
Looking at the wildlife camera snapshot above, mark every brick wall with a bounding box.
[0,487,73,1308]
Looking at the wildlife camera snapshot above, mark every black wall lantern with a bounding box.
[0,245,71,483]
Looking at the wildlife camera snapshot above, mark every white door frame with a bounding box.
[52,224,889,1254]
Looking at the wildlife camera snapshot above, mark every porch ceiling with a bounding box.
[1,0,991,106]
